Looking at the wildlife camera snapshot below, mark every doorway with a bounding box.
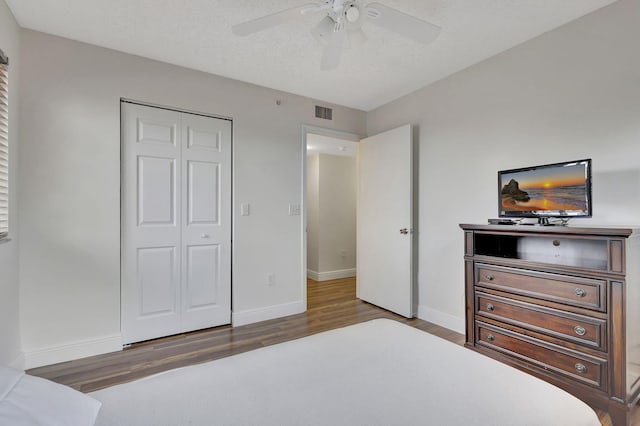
[301,124,415,317]
[302,126,360,305]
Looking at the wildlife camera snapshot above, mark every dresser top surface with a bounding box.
[460,224,635,238]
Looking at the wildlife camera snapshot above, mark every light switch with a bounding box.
[288,203,301,216]
[241,203,250,216]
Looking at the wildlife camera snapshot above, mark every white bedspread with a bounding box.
[0,365,101,426]
[91,319,600,426]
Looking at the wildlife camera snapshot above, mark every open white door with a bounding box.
[357,124,414,317]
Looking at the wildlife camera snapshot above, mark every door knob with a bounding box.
[400,228,408,235]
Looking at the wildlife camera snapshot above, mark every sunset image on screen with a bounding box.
[500,162,589,213]
[515,167,586,190]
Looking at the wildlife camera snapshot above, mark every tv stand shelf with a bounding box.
[460,224,640,426]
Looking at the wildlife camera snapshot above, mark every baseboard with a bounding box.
[417,305,465,334]
[23,334,123,370]
[232,300,305,327]
[307,269,320,281]
[307,268,356,281]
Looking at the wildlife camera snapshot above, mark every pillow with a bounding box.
[0,365,101,426]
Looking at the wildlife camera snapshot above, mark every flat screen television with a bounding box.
[498,159,592,224]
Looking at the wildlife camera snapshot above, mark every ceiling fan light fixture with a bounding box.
[311,15,337,44]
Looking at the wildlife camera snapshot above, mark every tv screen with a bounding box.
[498,159,592,219]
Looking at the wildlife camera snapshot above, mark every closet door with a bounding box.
[122,104,182,344]
[180,113,231,332]
[121,102,231,344]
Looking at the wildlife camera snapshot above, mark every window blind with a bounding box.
[0,55,8,240]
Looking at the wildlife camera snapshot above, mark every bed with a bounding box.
[89,319,600,426]
[0,364,101,426]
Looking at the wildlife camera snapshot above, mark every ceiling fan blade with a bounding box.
[321,29,346,70]
[232,3,320,36]
[365,2,441,44]
[347,27,367,48]
[301,3,332,15]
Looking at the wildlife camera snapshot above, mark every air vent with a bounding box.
[315,105,333,120]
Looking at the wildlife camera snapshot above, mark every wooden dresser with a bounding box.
[460,224,640,426]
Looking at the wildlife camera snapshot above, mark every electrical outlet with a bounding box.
[267,273,276,286]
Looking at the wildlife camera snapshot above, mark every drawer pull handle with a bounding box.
[574,326,587,336]
[486,334,495,342]
[486,303,494,311]
[485,274,494,281]
[574,288,586,298]
[575,363,587,374]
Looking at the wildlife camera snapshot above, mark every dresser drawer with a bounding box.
[476,292,607,350]
[476,323,607,390]
[475,264,606,311]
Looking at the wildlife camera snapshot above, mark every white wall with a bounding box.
[18,30,365,368]
[306,153,320,274]
[0,0,21,367]
[317,154,356,278]
[307,153,357,281]
[366,0,640,332]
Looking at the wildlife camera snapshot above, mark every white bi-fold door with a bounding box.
[121,102,231,344]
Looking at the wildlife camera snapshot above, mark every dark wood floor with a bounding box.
[28,277,462,393]
[28,277,624,425]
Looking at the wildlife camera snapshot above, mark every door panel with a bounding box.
[137,246,179,316]
[185,244,220,309]
[137,119,177,146]
[137,156,176,226]
[357,124,414,318]
[180,112,231,331]
[187,126,222,151]
[187,160,220,225]
[123,104,182,343]
[122,102,231,344]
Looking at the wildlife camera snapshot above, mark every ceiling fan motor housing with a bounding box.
[345,4,361,23]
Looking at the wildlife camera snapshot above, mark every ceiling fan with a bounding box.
[232,0,441,71]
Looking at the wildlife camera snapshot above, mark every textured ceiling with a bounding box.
[6,0,618,111]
